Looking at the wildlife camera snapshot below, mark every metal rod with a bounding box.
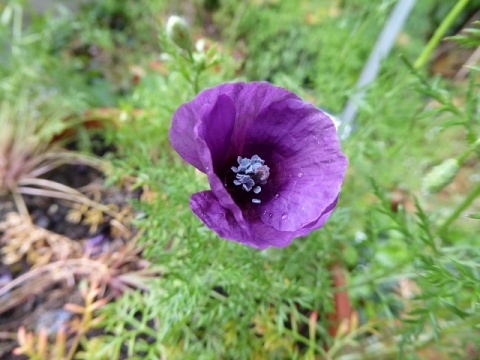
[339,0,417,138]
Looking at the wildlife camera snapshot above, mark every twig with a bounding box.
[10,185,29,216]
[0,259,108,298]
[17,178,122,221]
[27,151,107,178]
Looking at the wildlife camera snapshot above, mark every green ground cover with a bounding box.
[1,0,480,359]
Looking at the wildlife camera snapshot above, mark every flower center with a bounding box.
[231,155,270,204]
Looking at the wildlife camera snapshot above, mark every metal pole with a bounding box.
[339,0,417,138]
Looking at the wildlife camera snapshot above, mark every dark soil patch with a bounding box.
[0,160,141,359]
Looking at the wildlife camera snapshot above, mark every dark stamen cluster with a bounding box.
[231,155,270,204]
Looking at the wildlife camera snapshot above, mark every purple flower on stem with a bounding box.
[169,82,348,249]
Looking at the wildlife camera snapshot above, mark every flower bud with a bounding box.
[193,52,207,71]
[422,158,460,193]
[166,16,192,51]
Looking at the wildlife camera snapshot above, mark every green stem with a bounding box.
[414,0,471,69]
[438,180,480,234]
[457,138,480,164]
[193,71,200,94]
[186,50,200,94]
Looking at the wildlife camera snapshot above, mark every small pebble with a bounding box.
[35,309,72,334]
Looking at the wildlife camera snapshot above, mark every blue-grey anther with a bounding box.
[231,155,270,204]
[233,174,255,191]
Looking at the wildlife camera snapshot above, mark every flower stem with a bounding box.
[414,0,471,69]
[438,180,480,234]
[193,71,200,94]
[186,50,200,94]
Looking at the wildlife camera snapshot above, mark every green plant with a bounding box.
[98,1,480,358]
[0,92,111,215]
[0,3,125,221]
[4,0,480,358]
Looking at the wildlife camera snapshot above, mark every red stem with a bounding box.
[327,263,352,338]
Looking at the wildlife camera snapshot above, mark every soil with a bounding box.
[0,159,141,359]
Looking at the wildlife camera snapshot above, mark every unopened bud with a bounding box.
[166,16,192,51]
[423,158,460,193]
[193,52,207,71]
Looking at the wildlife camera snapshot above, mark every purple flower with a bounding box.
[169,82,348,249]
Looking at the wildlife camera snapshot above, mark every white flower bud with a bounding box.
[166,16,192,51]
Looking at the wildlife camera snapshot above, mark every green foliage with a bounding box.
[212,0,435,114]
[100,1,480,358]
[4,0,480,358]
[0,5,109,216]
[448,21,480,48]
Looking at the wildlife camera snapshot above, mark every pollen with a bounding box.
[231,155,270,203]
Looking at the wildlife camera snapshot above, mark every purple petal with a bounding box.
[83,234,107,256]
[169,82,300,171]
[190,193,338,249]
[0,267,12,288]
[243,98,347,232]
[193,115,246,228]
[190,191,262,248]
[198,94,236,171]
[170,81,348,249]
